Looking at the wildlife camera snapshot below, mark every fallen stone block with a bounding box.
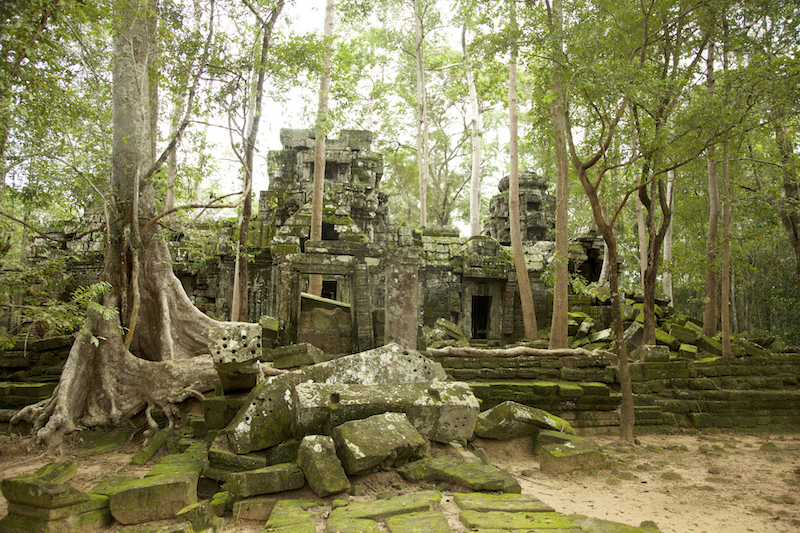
[539,439,606,475]
[226,463,305,499]
[328,491,441,522]
[145,444,207,479]
[297,435,350,497]
[115,524,193,533]
[670,324,698,344]
[332,412,428,475]
[227,343,447,454]
[459,510,582,531]
[655,330,681,351]
[208,323,262,365]
[203,396,245,431]
[0,505,113,533]
[6,492,109,520]
[533,428,585,453]
[1,477,90,509]
[292,381,479,443]
[214,360,260,393]
[263,499,323,532]
[679,343,698,359]
[205,436,266,482]
[624,321,644,356]
[697,335,723,356]
[270,342,326,369]
[231,497,277,521]
[176,500,224,532]
[209,491,233,517]
[397,456,521,493]
[474,401,575,439]
[633,344,670,362]
[105,472,199,524]
[453,492,553,512]
[385,511,450,533]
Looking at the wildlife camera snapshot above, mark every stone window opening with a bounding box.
[322,279,338,300]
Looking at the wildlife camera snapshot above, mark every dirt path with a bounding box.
[1,431,798,532]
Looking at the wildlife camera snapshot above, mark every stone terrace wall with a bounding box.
[430,350,800,433]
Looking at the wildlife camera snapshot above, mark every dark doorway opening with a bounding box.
[321,280,338,300]
[322,222,339,240]
[472,295,491,339]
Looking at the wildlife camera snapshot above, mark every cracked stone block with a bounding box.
[226,343,447,454]
[292,381,478,443]
[105,472,199,524]
[474,401,575,439]
[297,435,350,497]
[398,456,520,493]
[226,463,305,499]
[332,412,428,475]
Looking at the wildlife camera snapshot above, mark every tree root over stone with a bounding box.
[11,242,233,448]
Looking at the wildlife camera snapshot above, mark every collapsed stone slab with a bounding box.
[539,439,606,475]
[208,324,263,393]
[297,435,350,497]
[105,472,199,524]
[332,412,429,475]
[454,492,554,512]
[327,490,441,532]
[292,381,478,443]
[226,463,305,499]
[473,400,575,439]
[226,343,447,454]
[459,510,581,531]
[263,499,323,531]
[398,456,521,493]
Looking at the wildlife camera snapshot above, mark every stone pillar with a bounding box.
[384,249,419,350]
[354,263,374,352]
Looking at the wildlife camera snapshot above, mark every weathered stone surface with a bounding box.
[0,506,113,533]
[328,491,441,523]
[292,381,479,443]
[106,472,199,524]
[270,342,327,369]
[474,401,575,439]
[176,500,224,532]
[226,463,305,499]
[298,306,352,356]
[332,412,429,475]
[624,321,645,356]
[209,490,233,517]
[568,514,664,532]
[385,511,451,533]
[533,428,585,453]
[2,477,90,509]
[398,456,521,493]
[203,396,245,431]
[206,435,266,478]
[6,492,109,520]
[459,510,581,530]
[226,343,446,454]
[116,523,193,532]
[679,343,699,359]
[697,335,723,356]
[655,330,681,351]
[263,499,322,532]
[231,497,276,521]
[208,323,262,365]
[633,344,670,362]
[297,435,350,498]
[453,492,553,512]
[669,324,698,344]
[539,439,606,475]
[145,443,207,479]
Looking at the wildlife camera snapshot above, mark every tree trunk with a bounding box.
[462,25,482,238]
[663,171,675,307]
[720,28,732,357]
[548,0,569,350]
[413,0,429,228]
[774,117,800,306]
[11,0,242,446]
[508,0,537,340]
[309,0,336,297]
[702,41,720,337]
[636,193,647,288]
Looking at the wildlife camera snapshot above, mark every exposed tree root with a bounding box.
[11,243,237,448]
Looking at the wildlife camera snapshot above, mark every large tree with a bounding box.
[11,0,243,446]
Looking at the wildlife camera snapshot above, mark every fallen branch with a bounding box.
[427,345,613,358]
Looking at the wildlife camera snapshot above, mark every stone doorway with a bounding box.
[472,295,492,339]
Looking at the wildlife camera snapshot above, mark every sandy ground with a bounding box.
[0,430,798,533]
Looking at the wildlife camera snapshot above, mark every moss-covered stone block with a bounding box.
[539,439,606,475]
[459,510,581,530]
[297,435,350,498]
[226,463,305,499]
[385,511,451,533]
[106,472,199,525]
[231,497,277,521]
[398,456,520,493]
[209,490,233,517]
[688,378,717,391]
[558,383,584,398]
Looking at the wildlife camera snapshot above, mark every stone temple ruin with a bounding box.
[1,129,800,533]
[195,128,604,352]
